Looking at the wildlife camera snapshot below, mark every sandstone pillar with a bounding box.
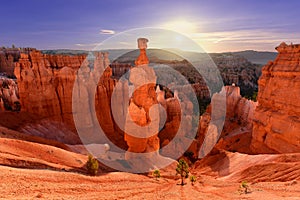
[124,38,160,160]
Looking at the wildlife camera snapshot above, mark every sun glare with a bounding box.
[161,20,197,35]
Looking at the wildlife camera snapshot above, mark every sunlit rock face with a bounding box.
[196,85,257,156]
[14,51,86,126]
[252,42,300,153]
[124,38,161,159]
[12,47,191,154]
[14,50,120,145]
[222,86,257,129]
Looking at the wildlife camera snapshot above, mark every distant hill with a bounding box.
[25,48,269,100]
[41,49,88,55]
[114,48,261,98]
[41,49,134,61]
[41,49,277,66]
[230,50,277,65]
[112,49,278,66]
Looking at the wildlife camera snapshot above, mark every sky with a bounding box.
[1,0,300,52]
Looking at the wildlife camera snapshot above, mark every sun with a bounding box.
[161,20,197,35]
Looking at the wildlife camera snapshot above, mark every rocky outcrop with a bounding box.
[197,86,257,155]
[13,48,190,153]
[222,86,257,129]
[156,86,198,158]
[0,78,20,111]
[0,53,14,77]
[0,47,35,77]
[110,63,131,79]
[114,50,261,100]
[14,50,117,144]
[210,53,261,97]
[124,38,160,159]
[43,54,86,69]
[252,43,300,153]
[14,51,85,125]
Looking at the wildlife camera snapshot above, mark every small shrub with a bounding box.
[86,155,99,176]
[240,180,250,194]
[176,159,189,186]
[153,169,161,180]
[190,175,197,186]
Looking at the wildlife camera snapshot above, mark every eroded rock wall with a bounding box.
[14,51,85,124]
[252,43,300,153]
[0,47,35,77]
[14,51,119,145]
[0,78,20,111]
[197,86,257,156]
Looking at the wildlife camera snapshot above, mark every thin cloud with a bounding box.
[100,29,115,35]
[119,41,130,45]
[75,43,98,47]
[190,29,300,52]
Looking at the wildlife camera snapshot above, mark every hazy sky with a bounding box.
[1,0,300,52]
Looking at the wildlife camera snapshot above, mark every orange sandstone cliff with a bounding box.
[197,86,257,156]
[14,51,85,125]
[124,38,160,159]
[0,78,20,111]
[12,42,300,156]
[252,42,300,153]
[13,51,122,146]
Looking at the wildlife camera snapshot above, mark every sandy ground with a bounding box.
[0,165,299,200]
[0,124,300,199]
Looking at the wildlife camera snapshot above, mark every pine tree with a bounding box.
[176,159,189,186]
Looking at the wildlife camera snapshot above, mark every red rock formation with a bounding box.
[159,97,197,158]
[134,49,149,66]
[134,38,149,66]
[158,97,181,146]
[14,50,118,145]
[197,86,257,156]
[0,53,14,77]
[210,53,261,96]
[155,84,198,159]
[124,38,160,158]
[44,54,86,69]
[13,47,263,158]
[110,63,131,78]
[0,47,36,77]
[13,49,179,151]
[0,78,20,111]
[222,86,257,129]
[252,43,300,153]
[95,53,126,148]
[14,51,83,125]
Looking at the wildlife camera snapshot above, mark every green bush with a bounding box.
[240,180,249,194]
[176,159,189,186]
[190,175,197,185]
[86,155,99,176]
[153,169,161,179]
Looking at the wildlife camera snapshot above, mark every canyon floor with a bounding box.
[0,123,300,199]
[0,165,299,200]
